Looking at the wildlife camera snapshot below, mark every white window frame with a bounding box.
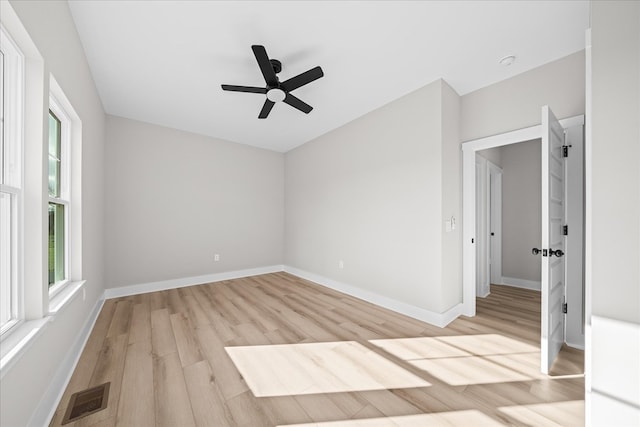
[0,23,24,338]
[47,95,71,299]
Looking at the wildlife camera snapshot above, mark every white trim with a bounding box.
[566,339,585,351]
[499,277,541,291]
[47,88,76,299]
[284,265,463,328]
[462,124,542,152]
[0,279,88,378]
[48,280,86,314]
[104,265,285,299]
[477,289,491,298]
[584,28,593,410]
[0,21,24,338]
[0,317,50,378]
[30,294,104,427]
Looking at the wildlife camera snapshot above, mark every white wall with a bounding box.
[1,1,106,425]
[501,139,541,286]
[105,116,284,289]
[590,1,640,326]
[440,82,462,310]
[285,80,461,314]
[462,50,585,142]
[589,1,640,423]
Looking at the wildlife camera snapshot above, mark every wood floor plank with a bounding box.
[106,300,132,338]
[116,340,155,427]
[153,351,196,427]
[196,324,249,400]
[183,360,235,427]
[128,302,151,344]
[294,393,350,422]
[170,312,204,367]
[151,308,178,357]
[180,289,213,327]
[225,391,272,427]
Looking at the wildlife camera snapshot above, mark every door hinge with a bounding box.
[563,225,568,236]
[562,145,570,157]
[562,302,568,314]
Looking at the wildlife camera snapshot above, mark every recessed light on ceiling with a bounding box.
[499,55,516,67]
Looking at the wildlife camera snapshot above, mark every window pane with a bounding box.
[0,192,13,328]
[48,202,65,286]
[48,112,61,197]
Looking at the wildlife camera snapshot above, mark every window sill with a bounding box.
[0,280,86,379]
[49,280,86,314]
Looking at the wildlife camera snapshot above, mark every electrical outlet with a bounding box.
[214,254,220,262]
[339,260,344,269]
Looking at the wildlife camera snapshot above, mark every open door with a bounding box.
[541,105,566,374]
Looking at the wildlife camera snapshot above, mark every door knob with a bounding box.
[532,248,548,256]
[550,249,564,257]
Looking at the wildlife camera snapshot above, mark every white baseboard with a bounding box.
[30,295,105,427]
[477,289,491,298]
[565,339,585,351]
[104,265,285,299]
[500,276,541,291]
[283,265,463,328]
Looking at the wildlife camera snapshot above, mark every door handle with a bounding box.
[549,249,564,257]
[532,248,548,256]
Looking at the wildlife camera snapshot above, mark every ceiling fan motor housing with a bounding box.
[270,59,282,74]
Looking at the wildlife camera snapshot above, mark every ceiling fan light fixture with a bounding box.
[267,88,286,103]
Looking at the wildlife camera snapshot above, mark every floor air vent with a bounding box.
[62,382,110,424]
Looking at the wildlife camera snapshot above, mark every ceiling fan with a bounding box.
[221,45,324,119]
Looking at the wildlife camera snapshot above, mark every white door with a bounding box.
[475,157,488,297]
[541,105,566,374]
[489,165,502,285]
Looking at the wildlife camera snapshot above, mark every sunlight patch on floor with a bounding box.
[225,341,431,397]
[498,400,584,426]
[278,410,504,427]
[370,334,545,386]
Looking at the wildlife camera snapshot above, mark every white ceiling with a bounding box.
[68,1,589,152]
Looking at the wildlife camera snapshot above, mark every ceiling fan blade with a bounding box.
[281,66,324,92]
[258,99,276,119]
[252,45,278,87]
[221,84,266,94]
[283,93,313,114]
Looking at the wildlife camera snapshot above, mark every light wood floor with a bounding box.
[50,274,584,426]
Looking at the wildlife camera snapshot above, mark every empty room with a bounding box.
[0,1,638,426]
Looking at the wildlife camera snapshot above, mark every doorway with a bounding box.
[462,112,585,372]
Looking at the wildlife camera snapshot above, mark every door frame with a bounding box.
[461,115,584,317]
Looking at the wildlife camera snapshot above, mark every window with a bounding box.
[0,24,24,335]
[48,98,70,294]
